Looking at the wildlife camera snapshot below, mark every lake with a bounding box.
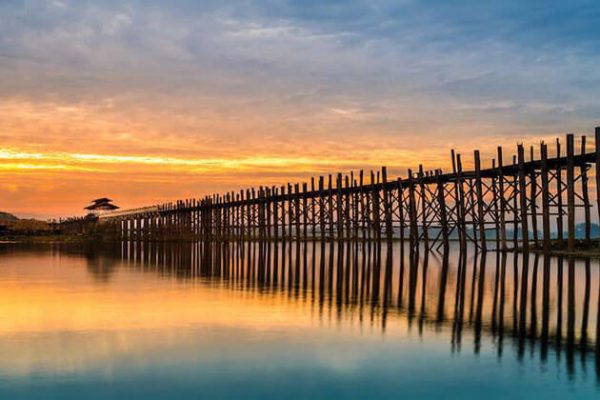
[0,241,598,399]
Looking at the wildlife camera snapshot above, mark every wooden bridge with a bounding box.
[97,128,600,252]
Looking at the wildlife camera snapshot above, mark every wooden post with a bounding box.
[295,183,301,240]
[540,142,551,252]
[328,175,334,240]
[344,175,351,239]
[240,190,245,240]
[566,134,575,252]
[287,183,293,239]
[467,177,478,245]
[311,177,316,239]
[517,144,529,250]
[556,138,565,248]
[556,139,564,246]
[580,136,591,243]
[382,167,393,242]
[359,171,366,241]
[336,173,343,240]
[280,186,286,241]
[436,171,449,250]
[512,157,519,249]
[418,165,429,247]
[497,147,507,250]
[474,150,487,251]
[529,146,539,248]
[371,171,381,241]
[455,153,467,249]
[258,187,265,242]
[491,159,500,251]
[352,175,359,240]
[397,178,405,246]
[302,182,308,242]
[273,187,279,241]
[365,175,372,243]
[407,169,418,248]
[266,188,272,240]
[319,176,326,241]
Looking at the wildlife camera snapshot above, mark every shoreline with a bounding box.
[3,234,600,258]
[0,234,98,244]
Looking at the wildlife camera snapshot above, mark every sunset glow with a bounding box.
[1,1,599,218]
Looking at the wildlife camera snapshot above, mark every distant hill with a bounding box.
[0,212,51,236]
[0,211,18,222]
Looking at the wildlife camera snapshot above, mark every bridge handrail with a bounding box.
[98,205,159,219]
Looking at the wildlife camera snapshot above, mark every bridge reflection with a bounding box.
[98,239,600,381]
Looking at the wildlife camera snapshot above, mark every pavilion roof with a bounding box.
[91,197,112,204]
[85,203,119,211]
[85,198,119,211]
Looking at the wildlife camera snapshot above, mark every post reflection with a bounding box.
[87,239,599,382]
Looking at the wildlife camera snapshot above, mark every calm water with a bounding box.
[0,241,599,399]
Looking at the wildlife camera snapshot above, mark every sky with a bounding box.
[1,0,599,218]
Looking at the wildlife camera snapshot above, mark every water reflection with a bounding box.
[104,240,600,379]
[0,240,599,397]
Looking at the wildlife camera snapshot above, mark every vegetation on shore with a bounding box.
[0,211,95,243]
[0,211,50,236]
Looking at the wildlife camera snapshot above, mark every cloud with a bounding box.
[1,0,599,216]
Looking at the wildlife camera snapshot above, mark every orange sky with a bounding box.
[1,1,598,218]
[0,97,576,219]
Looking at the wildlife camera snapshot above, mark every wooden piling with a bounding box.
[517,144,529,250]
[474,150,487,251]
[382,167,393,242]
[566,134,575,252]
[529,146,539,248]
[436,171,449,250]
[556,139,564,246]
[497,147,507,250]
[580,136,591,243]
[418,165,429,247]
[455,153,467,249]
[540,142,551,252]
